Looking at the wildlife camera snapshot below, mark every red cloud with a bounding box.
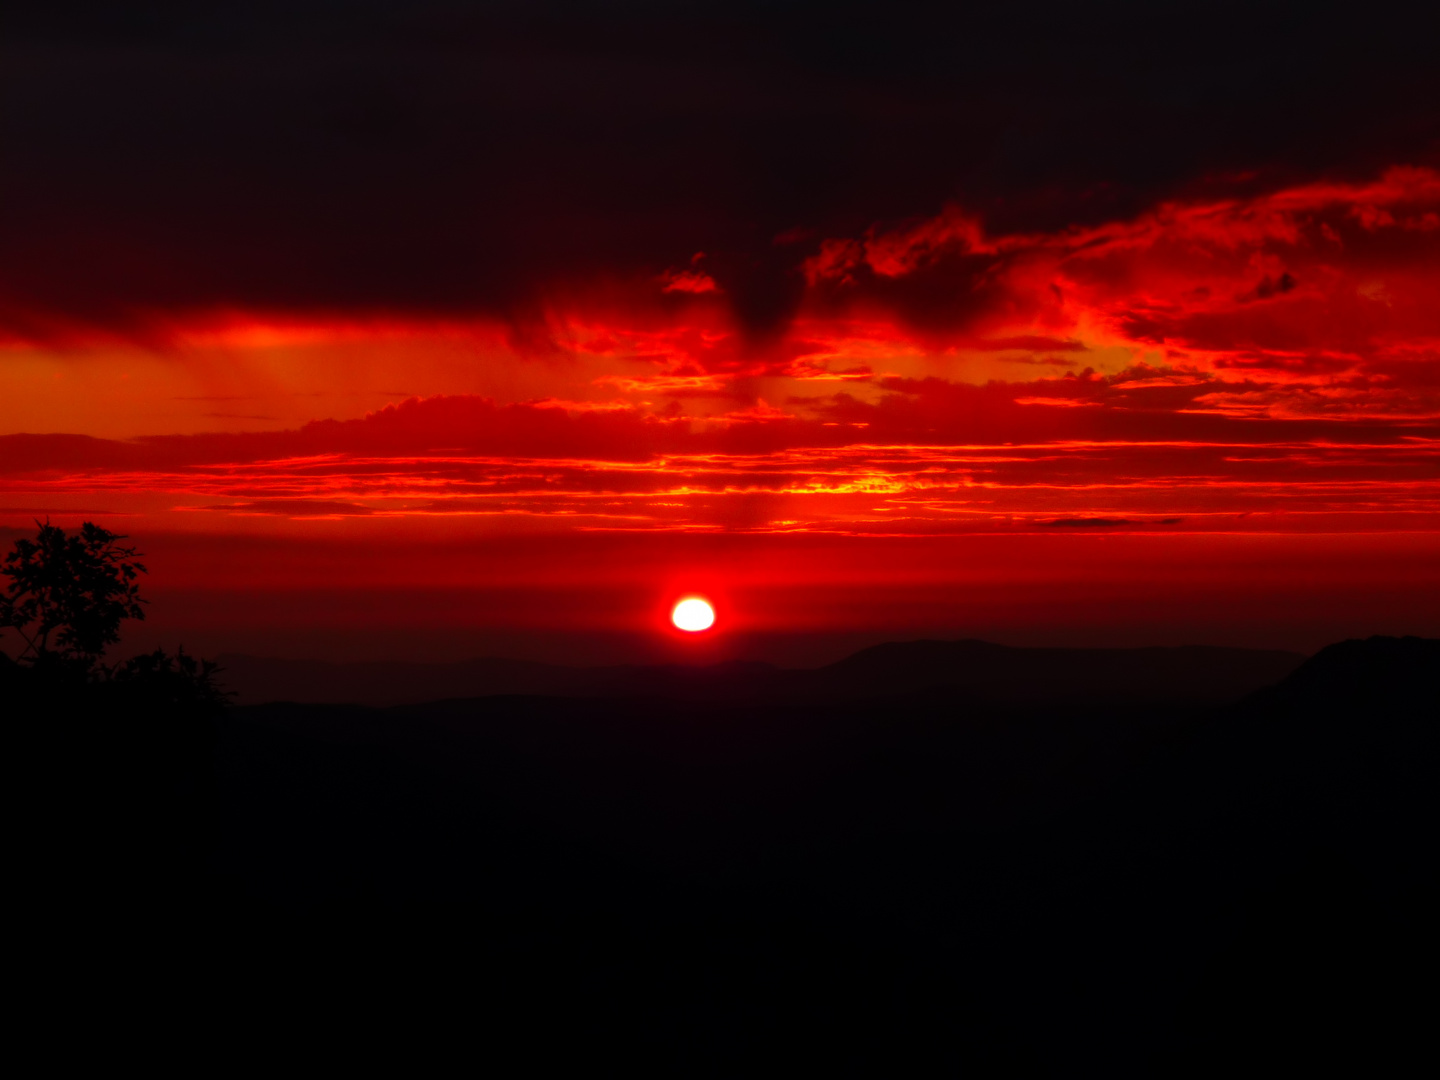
[799,167,1440,373]
[4,376,1435,537]
[3,169,1438,544]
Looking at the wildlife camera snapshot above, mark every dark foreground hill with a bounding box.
[218,639,1305,707]
[18,637,1437,1075]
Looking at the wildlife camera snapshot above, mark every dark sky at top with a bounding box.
[5,0,1439,338]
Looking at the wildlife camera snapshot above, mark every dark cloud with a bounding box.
[807,247,1033,340]
[1040,518,1183,528]
[980,337,1089,353]
[3,1,1437,341]
[0,507,117,516]
[4,382,1435,482]
[202,500,375,517]
[1239,272,1298,303]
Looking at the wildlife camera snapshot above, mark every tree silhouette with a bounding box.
[0,520,147,671]
[0,520,228,709]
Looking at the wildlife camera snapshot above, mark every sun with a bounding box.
[671,597,715,632]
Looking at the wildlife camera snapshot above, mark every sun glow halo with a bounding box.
[671,597,716,632]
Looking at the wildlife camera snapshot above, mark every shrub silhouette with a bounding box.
[113,645,231,713]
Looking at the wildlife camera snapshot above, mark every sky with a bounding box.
[3,1,1439,664]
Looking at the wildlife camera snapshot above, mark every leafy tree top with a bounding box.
[0,521,147,667]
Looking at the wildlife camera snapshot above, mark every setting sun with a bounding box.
[671,598,716,633]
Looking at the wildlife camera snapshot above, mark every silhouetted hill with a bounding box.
[217,639,1305,709]
[817,638,1305,705]
[29,636,1435,1075]
[1266,633,1438,708]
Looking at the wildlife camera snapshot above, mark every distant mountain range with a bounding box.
[188,635,1434,1073]
[26,635,1434,1073]
[217,639,1307,709]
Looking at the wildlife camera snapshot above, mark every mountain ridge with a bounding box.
[216,638,1307,708]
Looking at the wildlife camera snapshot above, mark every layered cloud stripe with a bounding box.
[4,163,1439,653]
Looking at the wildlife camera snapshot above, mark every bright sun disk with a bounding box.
[671,597,715,632]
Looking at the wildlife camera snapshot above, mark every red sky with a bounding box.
[3,6,1438,663]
